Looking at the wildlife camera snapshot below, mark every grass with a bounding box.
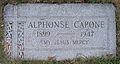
[16,0,31,3]
[0,0,120,64]
[0,57,119,64]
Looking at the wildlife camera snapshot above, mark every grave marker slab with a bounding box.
[3,4,116,60]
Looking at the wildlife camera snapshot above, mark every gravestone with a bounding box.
[3,4,116,60]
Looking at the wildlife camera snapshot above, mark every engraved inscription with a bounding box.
[25,20,105,47]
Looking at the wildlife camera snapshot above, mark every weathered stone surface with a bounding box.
[3,4,116,60]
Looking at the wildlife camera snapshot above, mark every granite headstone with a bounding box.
[3,4,116,60]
